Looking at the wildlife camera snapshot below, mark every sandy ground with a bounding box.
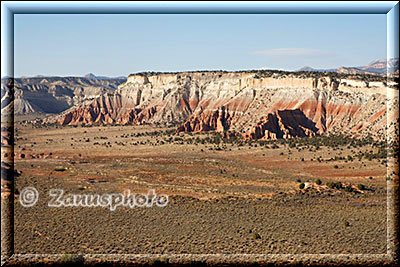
[12,124,388,254]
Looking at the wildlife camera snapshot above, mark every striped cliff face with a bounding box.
[34,71,397,141]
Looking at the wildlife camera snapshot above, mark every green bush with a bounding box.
[357,184,366,190]
[327,182,335,189]
[315,179,322,185]
[299,183,305,189]
[344,185,353,192]
[334,182,343,189]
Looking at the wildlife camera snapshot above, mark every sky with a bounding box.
[14,14,387,77]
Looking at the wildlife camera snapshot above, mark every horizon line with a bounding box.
[9,57,399,79]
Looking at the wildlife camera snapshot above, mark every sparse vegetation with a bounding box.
[10,120,390,256]
[344,185,353,192]
[357,184,366,191]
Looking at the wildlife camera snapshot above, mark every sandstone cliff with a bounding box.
[43,71,397,141]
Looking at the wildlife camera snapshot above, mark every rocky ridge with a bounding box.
[42,71,398,141]
[1,76,125,115]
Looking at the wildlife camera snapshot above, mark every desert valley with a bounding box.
[1,60,399,258]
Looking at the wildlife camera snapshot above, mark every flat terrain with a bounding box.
[13,124,388,254]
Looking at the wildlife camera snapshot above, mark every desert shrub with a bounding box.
[357,184,366,190]
[299,183,305,189]
[315,179,322,185]
[333,165,339,169]
[296,178,302,183]
[334,182,343,189]
[327,182,335,189]
[344,185,353,192]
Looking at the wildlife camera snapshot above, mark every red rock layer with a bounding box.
[58,94,157,126]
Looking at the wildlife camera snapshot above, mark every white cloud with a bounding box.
[254,48,332,56]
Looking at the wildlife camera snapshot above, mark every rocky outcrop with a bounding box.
[244,109,318,140]
[58,92,155,126]
[177,106,232,132]
[42,70,395,141]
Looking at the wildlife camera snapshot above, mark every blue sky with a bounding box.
[14,14,387,77]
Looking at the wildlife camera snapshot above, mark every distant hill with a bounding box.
[298,58,399,76]
[357,58,399,74]
[84,73,126,80]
